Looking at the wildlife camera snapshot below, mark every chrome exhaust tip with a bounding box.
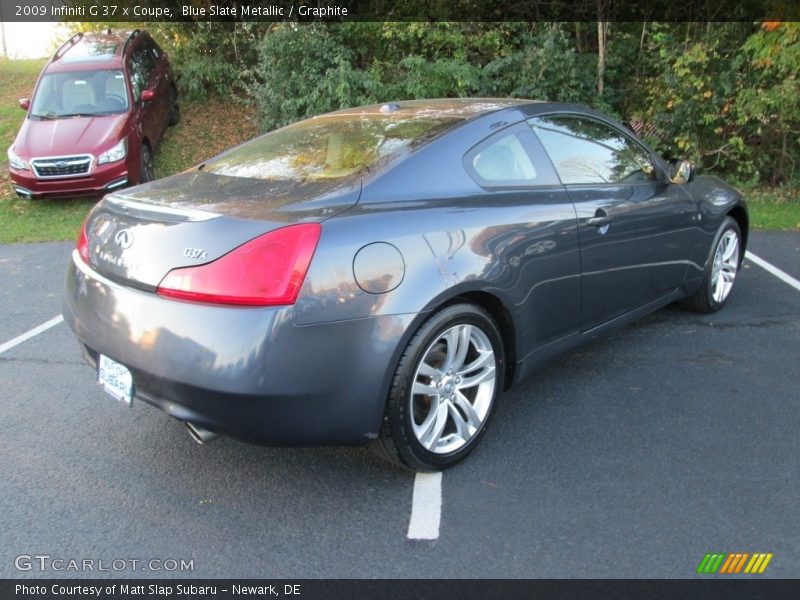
[185,422,218,444]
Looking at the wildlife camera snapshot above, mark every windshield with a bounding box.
[204,114,460,182]
[30,69,129,118]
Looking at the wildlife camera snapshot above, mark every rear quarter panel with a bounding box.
[295,114,582,366]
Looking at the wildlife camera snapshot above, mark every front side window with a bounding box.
[30,69,129,118]
[529,116,655,185]
[204,114,460,182]
[127,49,152,101]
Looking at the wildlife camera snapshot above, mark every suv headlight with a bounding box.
[7,147,28,171]
[98,138,127,165]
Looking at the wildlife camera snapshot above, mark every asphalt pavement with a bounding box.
[0,233,798,579]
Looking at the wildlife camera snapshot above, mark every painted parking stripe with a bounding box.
[0,315,63,355]
[746,251,800,293]
[407,472,442,540]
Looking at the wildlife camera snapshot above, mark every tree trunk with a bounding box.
[0,3,7,58]
[597,16,606,96]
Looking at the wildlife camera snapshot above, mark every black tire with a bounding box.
[679,216,742,313]
[373,303,505,471]
[139,144,154,184]
[167,85,180,126]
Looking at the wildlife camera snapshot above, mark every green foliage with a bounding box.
[46,20,800,185]
[734,22,800,184]
[248,24,378,131]
[482,24,595,103]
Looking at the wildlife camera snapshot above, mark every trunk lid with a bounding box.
[83,170,360,289]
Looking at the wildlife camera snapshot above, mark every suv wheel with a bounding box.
[167,87,180,127]
[139,144,154,183]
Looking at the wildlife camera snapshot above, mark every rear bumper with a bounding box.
[10,160,129,199]
[63,251,416,445]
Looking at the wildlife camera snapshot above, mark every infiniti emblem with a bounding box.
[114,229,133,249]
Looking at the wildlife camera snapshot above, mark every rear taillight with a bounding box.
[76,219,90,264]
[156,223,321,306]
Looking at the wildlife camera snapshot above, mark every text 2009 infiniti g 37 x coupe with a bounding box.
[63,99,747,470]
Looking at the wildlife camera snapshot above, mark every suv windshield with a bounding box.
[205,114,460,182]
[30,69,129,118]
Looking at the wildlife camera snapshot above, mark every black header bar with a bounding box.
[2,579,800,600]
[0,0,797,22]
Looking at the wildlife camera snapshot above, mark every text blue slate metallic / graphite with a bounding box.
[63,99,748,471]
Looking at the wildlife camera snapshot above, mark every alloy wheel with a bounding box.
[711,229,739,303]
[410,324,497,454]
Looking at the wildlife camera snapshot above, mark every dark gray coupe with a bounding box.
[63,99,747,470]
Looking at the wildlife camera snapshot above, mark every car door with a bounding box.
[141,37,171,141]
[528,114,698,332]
[127,46,156,144]
[128,44,166,147]
[463,123,582,356]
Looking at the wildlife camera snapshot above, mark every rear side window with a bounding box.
[529,116,656,185]
[464,123,559,188]
[473,134,537,181]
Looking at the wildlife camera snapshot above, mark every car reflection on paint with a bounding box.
[63,99,748,471]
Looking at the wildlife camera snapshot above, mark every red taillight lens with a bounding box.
[156,223,321,306]
[76,219,90,264]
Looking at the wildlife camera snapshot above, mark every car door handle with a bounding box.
[587,215,613,227]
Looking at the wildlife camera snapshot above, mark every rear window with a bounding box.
[204,114,460,182]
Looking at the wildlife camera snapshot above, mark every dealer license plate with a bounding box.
[98,354,133,406]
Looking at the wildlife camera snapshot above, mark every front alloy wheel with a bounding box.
[374,303,504,471]
[680,216,742,313]
[710,229,739,304]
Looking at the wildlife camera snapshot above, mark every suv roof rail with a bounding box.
[53,32,83,61]
[122,29,141,55]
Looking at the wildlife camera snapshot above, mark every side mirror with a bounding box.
[669,159,694,184]
[140,89,156,102]
[19,98,30,111]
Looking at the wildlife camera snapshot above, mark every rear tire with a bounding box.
[139,144,154,184]
[679,216,742,313]
[167,86,180,127]
[373,303,504,471]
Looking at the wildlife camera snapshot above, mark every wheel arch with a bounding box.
[393,286,518,394]
[727,204,749,261]
[442,291,517,390]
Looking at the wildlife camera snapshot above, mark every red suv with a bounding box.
[7,29,179,199]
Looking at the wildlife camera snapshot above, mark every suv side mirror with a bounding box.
[669,159,694,184]
[19,98,30,111]
[141,89,156,102]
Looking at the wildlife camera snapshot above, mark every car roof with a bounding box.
[322,98,541,121]
[46,30,140,72]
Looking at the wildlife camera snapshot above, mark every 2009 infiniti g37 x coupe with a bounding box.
[63,99,748,471]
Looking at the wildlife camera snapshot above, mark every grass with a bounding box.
[743,185,800,231]
[0,57,797,243]
[0,57,258,244]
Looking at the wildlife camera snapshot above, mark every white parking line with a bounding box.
[746,251,800,293]
[0,315,64,355]
[407,471,442,540]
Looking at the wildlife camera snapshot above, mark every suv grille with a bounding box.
[32,155,92,178]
